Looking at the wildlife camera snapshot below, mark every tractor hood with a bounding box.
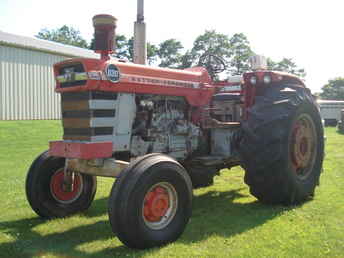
[53,58,215,106]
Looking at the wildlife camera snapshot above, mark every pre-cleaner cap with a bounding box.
[92,14,117,54]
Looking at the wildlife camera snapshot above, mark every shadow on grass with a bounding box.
[181,189,294,244]
[0,188,295,258]
[82,196,108,218]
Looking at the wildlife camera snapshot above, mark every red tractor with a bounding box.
[26,15,324,249]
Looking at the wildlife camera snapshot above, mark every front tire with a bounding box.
[108,154,193,249]
[238,85,324,205]
[26,151,97,218]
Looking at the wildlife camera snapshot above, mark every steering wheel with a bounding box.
[198,53,226,78]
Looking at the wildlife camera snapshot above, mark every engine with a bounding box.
[131,95,201,160]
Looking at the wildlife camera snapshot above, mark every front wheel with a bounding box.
[26,151,97,218]
[108,154,193,249]
[238,85,324,205]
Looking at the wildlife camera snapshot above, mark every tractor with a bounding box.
[25,14,324,249]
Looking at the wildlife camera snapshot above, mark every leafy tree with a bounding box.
[228,33,254,75]
[157,39,183,68]
[127,37,159,64]
[36,25,89,49]
[37,25,305,79]
[180,31,254,78]
[319,77,344,100]
[268,58,306,78]
[147,42,159,65]
[114,34,132,60]
[188,30,232,67]
[90,35,158,64]
[89,34,131,60]
[179,50,194,69]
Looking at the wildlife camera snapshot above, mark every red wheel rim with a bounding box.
[142,182,178,230]
[50,169,83,204]
[290,114,317,179]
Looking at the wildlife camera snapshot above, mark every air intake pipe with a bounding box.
[92,14,117,60]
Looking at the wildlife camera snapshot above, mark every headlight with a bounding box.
[250,76,257,85]
[56,72,88,83]
[56,63,87,88]
[263,75,271,84]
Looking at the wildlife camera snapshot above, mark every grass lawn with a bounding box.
[0,121,343,258]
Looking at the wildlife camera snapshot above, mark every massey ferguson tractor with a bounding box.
[25,14,324,249]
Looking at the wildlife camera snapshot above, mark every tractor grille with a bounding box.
[61,91,117,141]
[63,127,114,136]
[62,110,116,118]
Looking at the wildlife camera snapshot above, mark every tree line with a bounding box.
[36,25,343,100]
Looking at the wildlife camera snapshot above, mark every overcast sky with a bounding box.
[1,0,343,92]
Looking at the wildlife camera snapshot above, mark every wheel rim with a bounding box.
[290,113,318,179]
[50,169,83,204]
[142,182,178,230]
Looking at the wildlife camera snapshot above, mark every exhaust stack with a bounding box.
[92,14,117,60]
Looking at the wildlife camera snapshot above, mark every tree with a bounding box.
[179,50,194,69]
[157,39,183,68]
[37,24,305,78]
[89,34,131,60]
[90,35,158,64]
[319,77,344,100]
[228,33,254,75]
[114,34,132,60]
[147,42,159,65]
[182,31,255,78]
[268,58,306,78]
[36,25,89,49]
[126,37,159,64]
[188,30,232,67]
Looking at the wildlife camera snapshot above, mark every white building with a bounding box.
[317,99,344,126]
[0,31,99,120]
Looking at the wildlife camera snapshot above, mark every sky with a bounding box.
[1,0,343,92]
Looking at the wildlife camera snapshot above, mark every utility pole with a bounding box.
[134,0,147,64]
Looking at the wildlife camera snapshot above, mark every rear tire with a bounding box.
[183,164,218,189]
[238,85,324,205]
[26,151,97,218]
[108,153,193,249]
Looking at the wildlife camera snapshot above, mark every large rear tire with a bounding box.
[26,151,97,218]
[108,154,193,249]
[183,164,218,189]
[238,85,324,205]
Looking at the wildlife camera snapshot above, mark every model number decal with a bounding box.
[122,75,200,89]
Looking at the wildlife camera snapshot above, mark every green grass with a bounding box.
[0,121,343,258]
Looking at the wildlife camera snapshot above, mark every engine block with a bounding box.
[131,95,201,160]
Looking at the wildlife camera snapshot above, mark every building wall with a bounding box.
[0,45,68,120]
